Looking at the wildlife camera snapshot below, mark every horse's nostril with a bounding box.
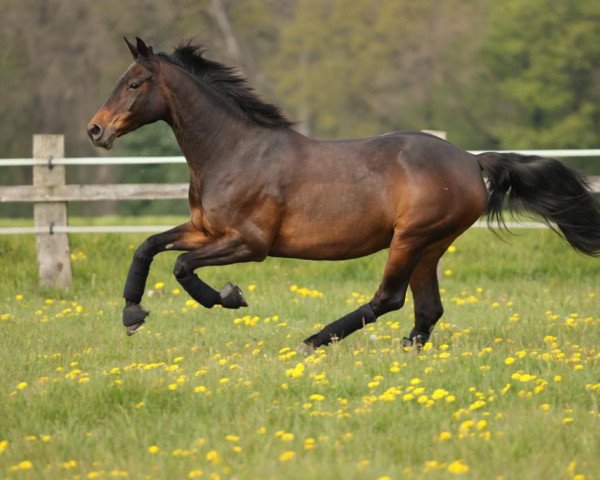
[88,123,103,141]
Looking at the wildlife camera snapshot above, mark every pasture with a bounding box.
[0,217,598,479]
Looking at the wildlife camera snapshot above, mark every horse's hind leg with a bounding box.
[403,248,445,347]
[300,231,423,350]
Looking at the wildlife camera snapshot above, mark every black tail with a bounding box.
[478,152,600,257]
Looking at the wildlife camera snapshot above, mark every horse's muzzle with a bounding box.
[87,122,117,149]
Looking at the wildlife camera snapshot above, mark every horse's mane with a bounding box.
[158,42,293,129]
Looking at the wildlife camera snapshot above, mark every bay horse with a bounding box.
[88,37,600,351]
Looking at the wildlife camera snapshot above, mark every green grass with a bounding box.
[0,219,598,479]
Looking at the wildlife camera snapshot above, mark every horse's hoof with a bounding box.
[402,334,426,350]
[126,321,145,336]
[123,303,150,326]
[296,342,314,356]
[220,282,248,309]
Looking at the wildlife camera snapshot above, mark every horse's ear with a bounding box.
[135,37,154,58]
[124,37,138,59]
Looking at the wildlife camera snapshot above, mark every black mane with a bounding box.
[159,42,293,129]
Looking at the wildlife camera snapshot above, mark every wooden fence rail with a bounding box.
[1,134,599,289]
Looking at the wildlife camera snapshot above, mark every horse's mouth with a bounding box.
[97,133,117,150]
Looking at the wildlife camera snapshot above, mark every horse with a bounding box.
[87,37,600,351]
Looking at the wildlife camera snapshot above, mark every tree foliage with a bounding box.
[481,0,600,148]
[0,0,597,216]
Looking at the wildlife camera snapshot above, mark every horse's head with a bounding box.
[87,37,167,149]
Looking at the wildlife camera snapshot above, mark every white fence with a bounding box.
[1,134,599,288]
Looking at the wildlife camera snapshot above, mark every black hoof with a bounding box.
[126,321,145,336]
[402,333,428,350]
[219,282,248,309]
[123,303,149,327]
[295,342,314,356]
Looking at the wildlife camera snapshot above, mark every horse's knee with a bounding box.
[370,291,406,316]
[134,239,155,262]
[173,256,191,280]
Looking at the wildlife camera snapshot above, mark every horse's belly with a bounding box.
[269,198,394,260]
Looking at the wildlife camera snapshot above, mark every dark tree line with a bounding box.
[1,0,598,216]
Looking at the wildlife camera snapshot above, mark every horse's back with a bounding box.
[268,130,487,260]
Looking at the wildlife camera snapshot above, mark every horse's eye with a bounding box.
[128,81,141,90]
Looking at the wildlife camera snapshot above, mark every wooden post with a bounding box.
[421,130,447,140]
[33,134,72,288]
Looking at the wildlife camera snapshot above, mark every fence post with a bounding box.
[33,134,72,288]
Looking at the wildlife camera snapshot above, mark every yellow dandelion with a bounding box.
[15,294,24,301]
[148,445,160,454]
[309,394,325,402]
[61,460,78,469]
[438,431,452,441]
[17,382,28,390]
[447,460,470,474]
[9,460,33,471]
[206,450,221,464]
[279,450,296,462]
[225,435,240,442]
[154,282,165,290]
[0,440,9,454]
[504,357,516,365]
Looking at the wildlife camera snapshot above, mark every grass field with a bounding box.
[0,218,598,479]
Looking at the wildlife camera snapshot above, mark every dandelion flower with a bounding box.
[206,450,221,464]
[9,460,32,472]
[447,460,470,474]
[279,451,296,462]
[148,445,160,454]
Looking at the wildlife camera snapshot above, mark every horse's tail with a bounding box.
[477,152,600,256]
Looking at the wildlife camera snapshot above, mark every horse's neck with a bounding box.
[162,71,256,172]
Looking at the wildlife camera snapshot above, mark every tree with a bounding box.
[480,0,600,148]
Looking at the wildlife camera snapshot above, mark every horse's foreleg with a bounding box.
[122,222,208,334]
[173,233,263,311]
